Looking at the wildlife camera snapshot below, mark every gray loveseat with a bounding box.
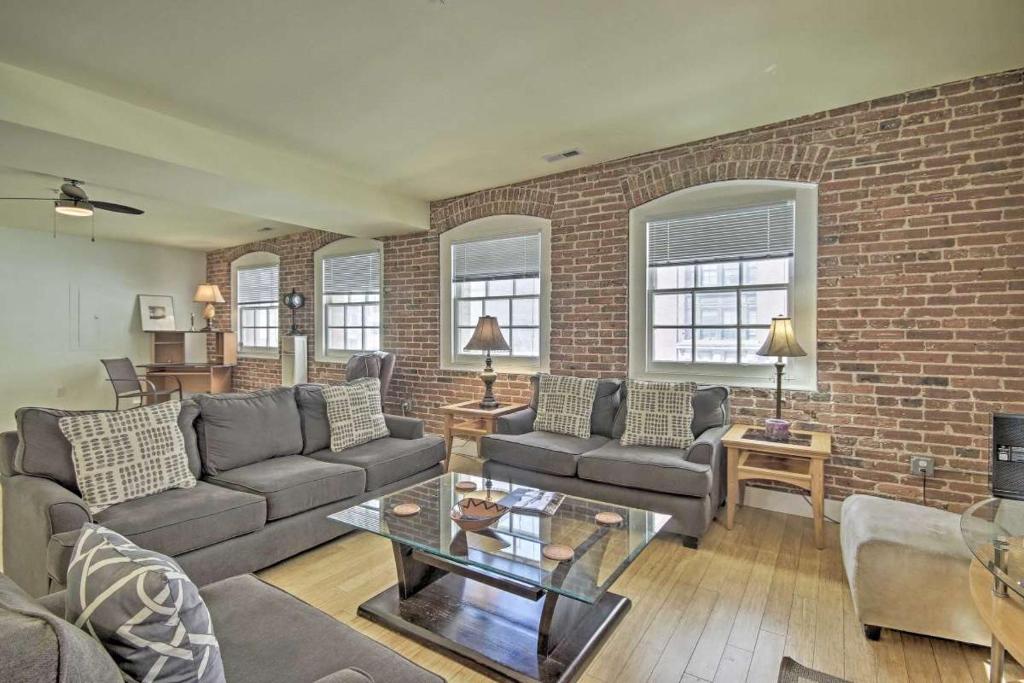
[482,378,730,547]
[1,384,445,596]
[0,571,442,683]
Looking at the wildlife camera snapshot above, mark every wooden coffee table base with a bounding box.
[357,541,631,682]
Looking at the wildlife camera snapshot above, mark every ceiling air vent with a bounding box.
[543,148,582,163]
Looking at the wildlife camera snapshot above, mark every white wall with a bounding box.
[0,225,206,431]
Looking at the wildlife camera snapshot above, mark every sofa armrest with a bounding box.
[2,475,90,596]
[384,414,424,440]
[684,424,729,508]
[496,408,537,435]
[47,529,81,590]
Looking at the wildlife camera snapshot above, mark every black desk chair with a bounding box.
[101,358,182,410]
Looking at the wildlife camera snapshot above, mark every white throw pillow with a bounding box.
[323,378,390,452]
[620,379,696,449]
[533,374,599,439]
[59,400,196,514]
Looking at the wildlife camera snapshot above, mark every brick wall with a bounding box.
[206,68,1024,511]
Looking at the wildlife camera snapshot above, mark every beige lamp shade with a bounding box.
[757,315,806,358]
[463,315,510,352]
[193,283,225,304]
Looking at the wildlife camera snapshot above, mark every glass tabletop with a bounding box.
[329,473,669,604]
[961,497,1024,598]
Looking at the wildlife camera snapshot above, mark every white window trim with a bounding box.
[314,237,383,363]
[628,180,818,390]
[231,251,280,360]
[440,215,551,374]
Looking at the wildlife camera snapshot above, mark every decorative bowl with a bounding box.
[450,498,508,532]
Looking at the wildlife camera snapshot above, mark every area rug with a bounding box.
[777,657,850,683]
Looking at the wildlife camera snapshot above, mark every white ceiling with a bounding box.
[0,0,1021,248]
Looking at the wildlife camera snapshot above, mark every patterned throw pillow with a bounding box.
[65,524,225,683]
[533,374,600,439]
[59,400,196,514]
[620,379,696,449]
[323,378,390,451]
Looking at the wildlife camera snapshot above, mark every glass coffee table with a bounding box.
[329,473,668,682]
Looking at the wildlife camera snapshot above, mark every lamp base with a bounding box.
[478,353,500,410]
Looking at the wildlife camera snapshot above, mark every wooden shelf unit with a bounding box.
[145,330,237,396]
[149,330,237,366]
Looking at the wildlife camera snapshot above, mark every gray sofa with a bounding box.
[0,571,442,683]
[1,384,445,597]
[482,378,730,547]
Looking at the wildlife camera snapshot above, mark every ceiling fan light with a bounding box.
[54,199,94,217]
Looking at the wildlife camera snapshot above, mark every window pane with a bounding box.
[367,293,380,302]
[364,328,380,351]
[743,258,790,285]
[457,328,479,354]
[741,289,788,325]
[488,279,514,297]
[254,328,268,348]
[484,299,510,326]
[491,327,512,356]
[255,308,267,327]
[327,305,345,326]
[346,329,362,350]
[346,306,363,327]
[328,329,345,350]
[269,331,279,348]
[242,329,256,347]
[515,278,539,295]
[652,265,695,291]
[697,262,739,287]
[652,293,691,326]
[349,294,366,303]
[457,300,482,326]
[459,281,485,298]
[241,308,255,326]
[511,328,539,356]
[741,329,774,364]
[652,328,692,362]
[364,304,380,328]
[268,307,278,326]
[512,298,539,326]
[695,292,737,326]
[695,328,737,363]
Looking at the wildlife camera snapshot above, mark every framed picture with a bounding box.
[138,294,177,332]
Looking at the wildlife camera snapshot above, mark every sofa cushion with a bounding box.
[577,441,712,497]
[93,481,266,556]
[323,379,390,452]
[59,400,197,514]
[533,374,600,439]
[295,384,331,454]
[308,436,444,491]
[613,384,729,439]
[14,403,203,493]
[530,376,621,438]
[481,431,609,477]
[206,455,366,521]
[65,524,226,683]
[0,573,123,683]
[195,387,304,475]
[201,574,442,683]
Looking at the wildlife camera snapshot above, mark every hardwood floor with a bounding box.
[257,453,1024,682]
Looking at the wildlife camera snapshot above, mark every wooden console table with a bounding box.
[722,424,832,549]
[439,400,528,471]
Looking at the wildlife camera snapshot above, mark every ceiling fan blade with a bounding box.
[61,182,88,201]
[91,200,144,215]
[0,197,58,201]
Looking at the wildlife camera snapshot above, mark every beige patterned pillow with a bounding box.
[58,400,196,514]
[620,379,695,449]
[323,378,390,452]
[533,374,599,439]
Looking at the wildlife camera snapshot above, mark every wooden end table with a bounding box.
[722,424,832,549]
[439,400,529,471]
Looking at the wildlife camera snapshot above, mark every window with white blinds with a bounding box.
[318,247,382,356]
[451,232,542,359]
[235,263,280,352]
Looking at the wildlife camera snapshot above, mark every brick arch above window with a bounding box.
[431,187,556,233]
[621,143,831,209]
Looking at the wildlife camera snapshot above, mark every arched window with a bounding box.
[231,251,280,356]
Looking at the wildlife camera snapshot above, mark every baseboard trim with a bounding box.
[739,485,843,522]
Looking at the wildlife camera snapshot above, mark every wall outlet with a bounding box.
[910,456,934,477]
[401,400,413,414]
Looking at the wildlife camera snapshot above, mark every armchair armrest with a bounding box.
[684,424,730,508]
[496,408,537,435]
[384,414,424,440]
[2,474,91,596]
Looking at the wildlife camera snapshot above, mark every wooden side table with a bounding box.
[722,424,832,549]
[439,400,529,471]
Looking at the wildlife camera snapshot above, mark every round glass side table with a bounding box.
[961,497,1024,683]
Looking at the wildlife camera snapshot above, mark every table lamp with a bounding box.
[756,315,806,441]
[194,283,225,332]
[463,315,510,409]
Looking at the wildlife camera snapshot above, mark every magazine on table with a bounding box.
[498,487,565,516]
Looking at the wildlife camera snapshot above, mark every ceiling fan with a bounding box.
[0,179,145,217]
